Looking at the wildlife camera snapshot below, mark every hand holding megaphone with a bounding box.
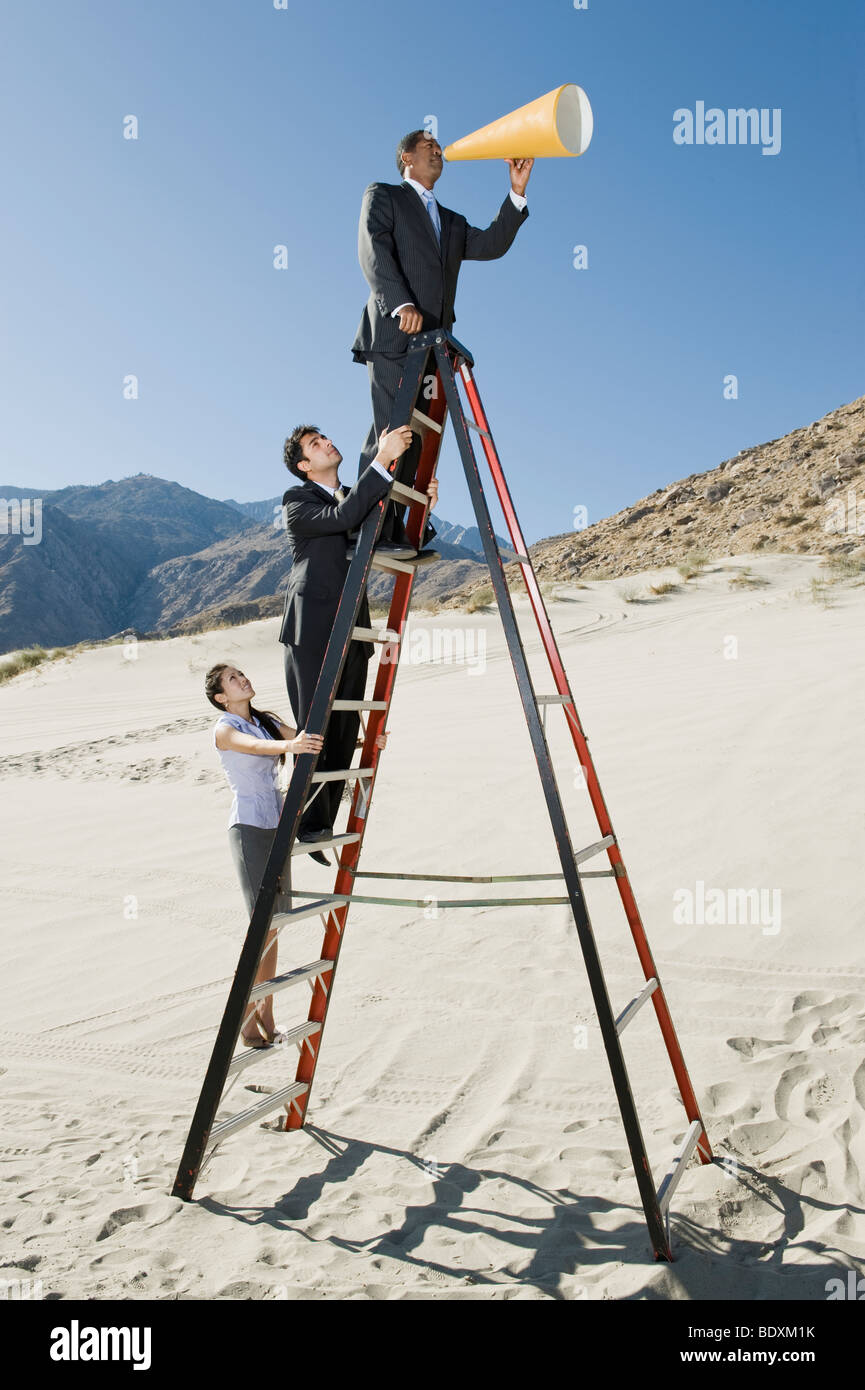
[506,157,535,197]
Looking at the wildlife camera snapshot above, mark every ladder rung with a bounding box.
[311,767,374,783]
[657,1119,705,1216]
[615,977,659,1035]
[352,626,401,644]
[331,699,388,711]
[537,694,575,705]
[210,1081,309,1141]
[574,834,615,866]
[411,407,443,434]
[289,831,361,856]
[249,959,334,1003]
[465,417,491,440]
[271,896,344,926]
[499,546,528,564]
[390,479,429,505]
[370,552,424,574]
[226,1021,321,1077]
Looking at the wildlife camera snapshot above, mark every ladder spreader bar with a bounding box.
[354,869,580,884]
[288,890,574,909]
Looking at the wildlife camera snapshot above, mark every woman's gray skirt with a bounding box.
[228,823,293,918]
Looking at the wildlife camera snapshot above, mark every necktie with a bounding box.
[334,486,346,503]
[421,188,441,244]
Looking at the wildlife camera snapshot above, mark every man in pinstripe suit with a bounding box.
[351,131,533,550]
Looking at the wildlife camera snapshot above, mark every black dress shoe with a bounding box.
[346,541,417,561]
[297,828,333,865]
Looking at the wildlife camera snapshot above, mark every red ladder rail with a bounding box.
[457,359,712,1166]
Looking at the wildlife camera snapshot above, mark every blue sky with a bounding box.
[1,0,863,543]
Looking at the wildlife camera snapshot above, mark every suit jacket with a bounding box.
[352,181,529,362]
[278,467,394,658]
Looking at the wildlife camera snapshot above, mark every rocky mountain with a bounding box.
[3,394,862,653]
[223,496,283,527]
[223,494,507,556]
[0,475,254,653]
[0,505,131,651]
[47,475,253,578]
[0,473,487,653]
[445,394,865,604]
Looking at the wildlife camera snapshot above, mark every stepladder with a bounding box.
[172,328,713,1262]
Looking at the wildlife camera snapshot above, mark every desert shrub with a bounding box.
[0,645,67,685]
[466,585,494,613]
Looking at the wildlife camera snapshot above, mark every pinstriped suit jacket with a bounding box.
[351,180,528,363]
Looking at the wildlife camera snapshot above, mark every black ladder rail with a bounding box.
[432,333,671,1259]
[172,341,437,1200]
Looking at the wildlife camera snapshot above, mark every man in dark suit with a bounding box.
[279,422,438,857]
[352,131,533,548]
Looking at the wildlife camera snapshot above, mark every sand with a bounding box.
[1,551,864,1300]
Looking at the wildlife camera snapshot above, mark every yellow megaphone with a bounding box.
[443,84,593,161]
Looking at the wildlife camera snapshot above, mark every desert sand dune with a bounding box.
[1,553,863,1299]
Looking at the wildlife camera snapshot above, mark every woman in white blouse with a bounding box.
[206,662,324,1048]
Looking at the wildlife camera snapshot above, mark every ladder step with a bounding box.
[411,407,443,434]
[370,552,426,574]
[657,1119,705,1216]
[390,479,429,505]
[289,831,361,856]
[352,626,401,644]
[226,1021,322,1077]
[271,896,344,926]
[574,834,615,866]
[537,694,575,705]
[615,977,659,1035]
[210,1081,309,1141]
[249,959,334,1003]
[331,699,388,711]
[311,767,374,783]
[499,545,528,564]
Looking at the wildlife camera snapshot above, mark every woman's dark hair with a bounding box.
[205,663,286,765]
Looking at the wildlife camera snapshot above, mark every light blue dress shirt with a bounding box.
[213,713,283,829]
